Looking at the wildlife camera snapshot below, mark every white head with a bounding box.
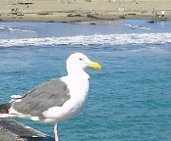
[66,52,101,77]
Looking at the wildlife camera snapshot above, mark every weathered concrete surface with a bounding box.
[0,118,54,141]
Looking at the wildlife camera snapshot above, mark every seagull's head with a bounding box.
[66,52,101,75]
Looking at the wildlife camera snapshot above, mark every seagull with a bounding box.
[0,52,101,141]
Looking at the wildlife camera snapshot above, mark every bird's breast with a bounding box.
[57,77,89,120]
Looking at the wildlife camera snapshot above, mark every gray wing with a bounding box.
[12,79,70,117]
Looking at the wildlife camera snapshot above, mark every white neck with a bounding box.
[67,69,90,80]
[67,65,90,80]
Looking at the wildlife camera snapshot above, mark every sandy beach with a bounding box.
[0,0,171,23]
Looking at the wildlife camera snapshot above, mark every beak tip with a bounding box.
[89,62,101,70]
[96,65,101,70]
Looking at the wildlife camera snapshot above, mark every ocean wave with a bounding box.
[0,26,36,33]
[0,33,171,47]
[125,24,151,30]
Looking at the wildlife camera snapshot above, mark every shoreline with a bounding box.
[0,1,171,23]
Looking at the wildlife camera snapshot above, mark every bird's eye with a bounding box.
[79,58,83,61]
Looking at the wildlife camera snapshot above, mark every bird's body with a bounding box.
[6,76,89,124]
[0,52,101,141]
[42,74,90,123]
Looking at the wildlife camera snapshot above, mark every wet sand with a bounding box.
[0,0,171,23]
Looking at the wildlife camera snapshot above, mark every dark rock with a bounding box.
[0,118,53,141]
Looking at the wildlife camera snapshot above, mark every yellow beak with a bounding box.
[89,61,101,70]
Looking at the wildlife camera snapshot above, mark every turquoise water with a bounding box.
[0,20,171,141]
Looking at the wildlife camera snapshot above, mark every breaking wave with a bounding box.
[125,24,151,30]
[0,26,36,33]
[0,33,171,47]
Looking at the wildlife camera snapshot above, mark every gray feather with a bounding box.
[12,79,70,117]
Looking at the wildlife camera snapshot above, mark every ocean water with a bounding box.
[0,20,171,141]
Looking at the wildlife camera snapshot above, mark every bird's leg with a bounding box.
[54,122,59,141]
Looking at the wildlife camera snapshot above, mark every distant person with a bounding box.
[151,8,157,19]
[161,10,165,18]
[132,0,138,4]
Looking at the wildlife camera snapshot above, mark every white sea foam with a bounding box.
[0,26,36,33]
[125,24,151,30]
[0,33,171,47]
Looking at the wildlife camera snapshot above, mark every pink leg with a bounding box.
[54,123,59,141]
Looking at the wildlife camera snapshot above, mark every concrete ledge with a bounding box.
[0,118,54,141]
